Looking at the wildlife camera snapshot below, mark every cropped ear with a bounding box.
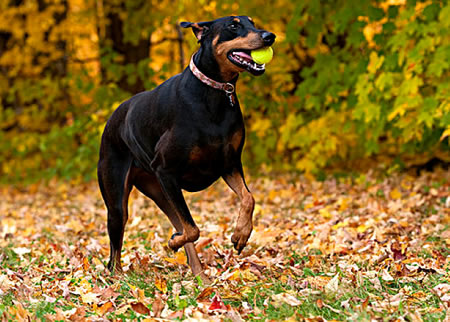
[180,21,213,42]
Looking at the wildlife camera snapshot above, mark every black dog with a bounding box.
[98,16,275,278]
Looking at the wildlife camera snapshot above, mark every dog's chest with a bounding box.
[178,126,243,191]
[179,146,236,192]
[188,127,243,164]
[189,125,242,158]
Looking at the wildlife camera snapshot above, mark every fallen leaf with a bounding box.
[209,293,228,311]
[164,252,187,265]
[272,293,302,307]
[325,273,340,294]
[362,296,369,309]
[166,310,184,319]
[96,301,114,316]
[391,241,406,261]
[100,287,120,301]
[81,291,99,304]
[316,298,324,309]
[131,302,150,315]
[390,189,402,199]
[195,237,213,252]
[152,296,165,318]
[196,287,215,301]
[115,304,131,315]
[11,301,29,319]
[155,276,167,294]
[12,247,31,257]
[381,269,395,281]
[83,257,90,271]
[356,224,369,233]
[319,208,332,219]
[69,307,86,321]
[433,284,450,302]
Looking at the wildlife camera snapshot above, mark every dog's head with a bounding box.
[181,16,276,80]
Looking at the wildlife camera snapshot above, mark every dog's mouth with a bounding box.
[227,49,265,76]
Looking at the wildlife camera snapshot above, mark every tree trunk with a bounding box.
[99,0,150,94]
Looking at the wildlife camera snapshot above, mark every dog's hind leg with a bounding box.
[98,146,133,273]
[132,169,205,278]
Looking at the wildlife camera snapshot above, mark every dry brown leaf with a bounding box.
[196,286,215,301]
[131,302,150,315]
[152,296,165,318]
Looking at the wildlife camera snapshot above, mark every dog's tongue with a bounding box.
[234,51,253,62]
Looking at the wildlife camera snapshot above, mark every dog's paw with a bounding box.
[168,237,183,252]
[168,232,183,251]
[231,225,252,254]
[168,228,200,252]
[107,260,123,275]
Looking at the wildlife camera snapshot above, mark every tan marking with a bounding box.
[191,23,205,40]
[248,17,253,22]
[168,225,200,250]
[231,129,243,151]
[233,17,240,22]
[212,34,219,47]
[213,32,264,81]
[239,184,255,219]
[215,31,263,56]
[189,146,204,162]
[223,171,255,251]
[236,190,254,231]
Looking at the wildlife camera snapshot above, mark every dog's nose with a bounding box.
[261,31,276,46]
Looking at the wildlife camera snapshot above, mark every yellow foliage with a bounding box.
[251,118,272,138]
[440,127,450,141]
[368,52,385,74]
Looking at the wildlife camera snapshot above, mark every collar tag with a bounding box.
[227,92,235,106]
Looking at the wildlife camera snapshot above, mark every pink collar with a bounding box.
[189,54,235,95]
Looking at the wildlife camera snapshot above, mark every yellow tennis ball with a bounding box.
[251,47,273,64]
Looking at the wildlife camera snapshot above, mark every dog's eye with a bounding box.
[229,23,239,31]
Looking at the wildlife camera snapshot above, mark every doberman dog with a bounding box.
[97,16,275,278]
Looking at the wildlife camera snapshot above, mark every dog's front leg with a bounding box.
[223,168,255,254]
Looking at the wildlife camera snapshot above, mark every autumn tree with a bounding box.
[0,0,71,181]
[97,0,151,94]
[0,0,448,183]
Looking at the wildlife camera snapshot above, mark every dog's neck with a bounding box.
[193,47,239,84]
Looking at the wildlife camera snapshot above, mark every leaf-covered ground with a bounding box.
[1,170,449,321]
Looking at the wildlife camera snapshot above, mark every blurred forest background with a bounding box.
[0,0,449,184]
